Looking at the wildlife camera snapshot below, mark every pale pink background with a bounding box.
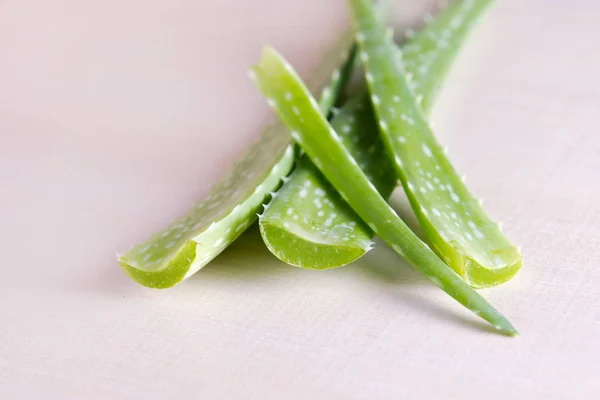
[1,1,599,399]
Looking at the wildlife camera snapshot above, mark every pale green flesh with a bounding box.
[352,0,522,288]
[118,31,356,288]
[250,46,517,335]
[260,0,501,272]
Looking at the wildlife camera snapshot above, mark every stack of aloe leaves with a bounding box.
[118,0,522,336]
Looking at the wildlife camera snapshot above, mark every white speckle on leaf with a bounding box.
[395,156,403,167]
[332,69,340,81]
[422,144,433,157]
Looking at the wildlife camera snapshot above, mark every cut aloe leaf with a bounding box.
[350,0,521,288]
[118,32,356,288]
[250,46,517,335]
[260,0,494,270]
[260,95,395,268]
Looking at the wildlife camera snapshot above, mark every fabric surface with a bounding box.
[1,0,598,399]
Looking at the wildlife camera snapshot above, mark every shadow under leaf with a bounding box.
[195,223,294,281]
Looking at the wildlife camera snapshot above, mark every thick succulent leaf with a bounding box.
[250,46,517,335]
[351,0,522,288]
[260,0,494,270]
[118,31,356,288]
[119,139,294,289]
[260,96,394,268]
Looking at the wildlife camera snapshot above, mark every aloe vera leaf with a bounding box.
[260,95,394,268]
[259,0,493,270]
[117,32,356,289]
[249,47,517,336]
[350,0,522,288]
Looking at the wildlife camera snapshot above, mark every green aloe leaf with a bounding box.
[249,46,517,335]
[260,0,496,270]
[260,95,394,268]
[350,0,521,288]
[118,32,356,288]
